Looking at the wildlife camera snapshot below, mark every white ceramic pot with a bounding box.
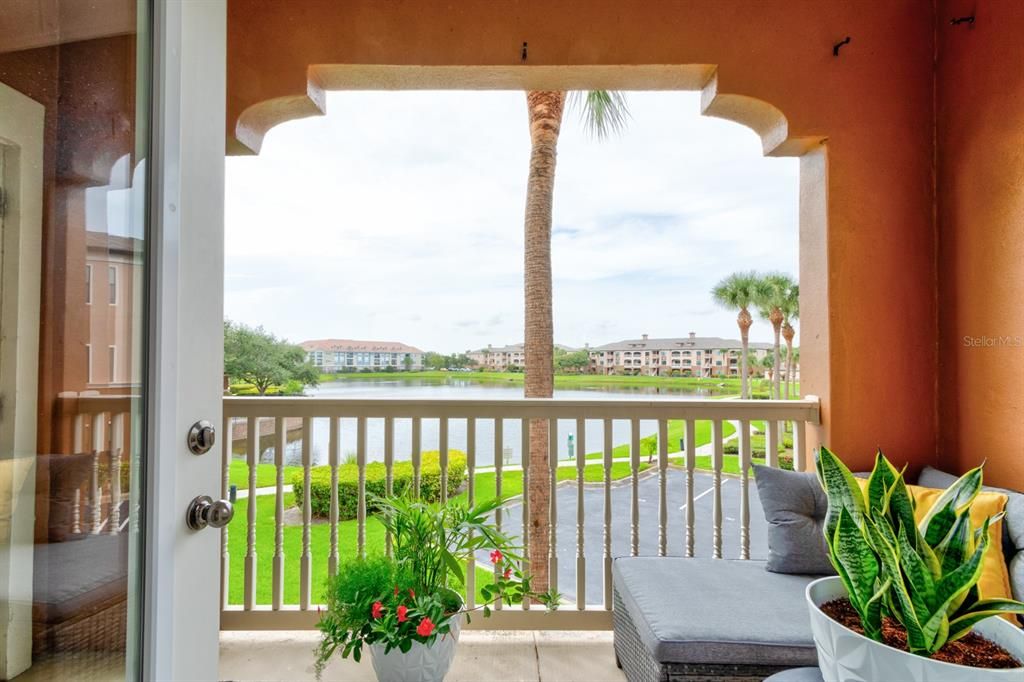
[368,614,462,682]
[807,576,1024,682]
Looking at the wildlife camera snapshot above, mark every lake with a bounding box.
[243,377,727,468]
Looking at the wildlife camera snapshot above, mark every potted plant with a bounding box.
[808,447,1024,681]
[313,495,559,681]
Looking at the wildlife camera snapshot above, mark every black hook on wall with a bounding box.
[833,36,851,57]
[521,42,528,63]
[950,15,975,26]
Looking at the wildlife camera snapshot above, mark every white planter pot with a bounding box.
[369,614,462,682]
[807,576,1024,682]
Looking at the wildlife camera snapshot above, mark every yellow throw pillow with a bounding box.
[852,479,1012,619]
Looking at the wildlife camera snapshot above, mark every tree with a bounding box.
[711,271,764,399]
[403,354,414,372]
[554,348,590,374]
[755,273,796,400]
[523,90,628,587]
[223,321,320,395]
[781,283,799,400]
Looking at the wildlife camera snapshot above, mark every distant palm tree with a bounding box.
[788,346,800,397]
[711,271,764,399]
[781,283,799,400]
[523,90,628,588]
[756,273,795,400]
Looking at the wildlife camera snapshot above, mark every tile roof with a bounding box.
[589,336,773,352]
[300,339,423,354]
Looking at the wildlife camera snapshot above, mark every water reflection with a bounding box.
[231,378,729,468]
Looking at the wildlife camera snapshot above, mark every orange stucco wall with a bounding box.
[227,0,941,476]
[937,2,1024,490]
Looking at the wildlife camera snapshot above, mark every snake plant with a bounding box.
[816,446,1024,656]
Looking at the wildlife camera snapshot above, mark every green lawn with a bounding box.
[319,368,774,391]
[226,461,651,606]
[582,419,735,461]
[228,459,302,489]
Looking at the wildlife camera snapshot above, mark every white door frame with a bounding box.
[143,0,226,679]
[0,81,45,682]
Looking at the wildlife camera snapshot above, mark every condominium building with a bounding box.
[301,339,424,372]
[467,343,578,371]
[588,333,778,378]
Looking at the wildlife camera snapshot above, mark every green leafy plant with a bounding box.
[816,446,1024,656]
[313,494,559,677]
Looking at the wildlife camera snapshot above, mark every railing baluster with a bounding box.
[739,418,751,560]
[329,417,340,576]
[90,412,104,534]
[383,416,394,558]
[109,412,124,535]
[658,419,668,557]
[72,412,85,534]
[712,419,724,559]
[685,420,696,558]
[273,417,285,610]
[412,416,422,496]
[630,418,640,557]
[357,416,367,558]
[548,418,558,596]
[520,418,530,611]
[494,418,503,611]
[794,419,807,472]
[300,417,312,610]
[466,418,476,610]
[575,417,586,610]
[440,417,449,502]
[221,413,230,608]
[603,418,613,610]
[244,416,258,610]
[766,419,779,469]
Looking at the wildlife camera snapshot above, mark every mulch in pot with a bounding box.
[821,598,1022,670]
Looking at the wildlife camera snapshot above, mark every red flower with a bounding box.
[371,601,384,619]
[504,567,512,579]
[416,617,435,637]
[409,588,416,599]
[397,604,408,622]
[490,549,503,564]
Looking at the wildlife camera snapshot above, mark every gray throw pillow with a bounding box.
[753,464,835,576]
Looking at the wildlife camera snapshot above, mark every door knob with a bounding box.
[186,495,234,531]
[187,419,216,455]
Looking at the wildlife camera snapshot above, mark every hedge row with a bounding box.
[291,451,467,520]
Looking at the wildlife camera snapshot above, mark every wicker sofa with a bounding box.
[611,466,1024,682]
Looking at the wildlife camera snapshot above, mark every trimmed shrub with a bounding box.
[292,450,467,519]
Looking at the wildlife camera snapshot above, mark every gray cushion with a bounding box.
[753,465,835,576]
[764,668,825,682]
[612,557,818,666]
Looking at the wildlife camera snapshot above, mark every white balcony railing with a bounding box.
[218,396,820,630]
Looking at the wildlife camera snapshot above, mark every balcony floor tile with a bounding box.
[219,630,625,682]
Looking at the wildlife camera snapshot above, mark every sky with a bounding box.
[224,91,798,354]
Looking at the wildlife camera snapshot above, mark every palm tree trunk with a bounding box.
[737,307,752,399]
[523,90,564,590]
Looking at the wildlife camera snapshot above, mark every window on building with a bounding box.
[108,265,118,305]
[109,345,117,382]
[85,264,92,304]
[86,344,93,383]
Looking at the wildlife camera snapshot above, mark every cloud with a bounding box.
[225,91,798,352]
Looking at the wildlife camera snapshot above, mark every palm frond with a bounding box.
[568,90,630,140]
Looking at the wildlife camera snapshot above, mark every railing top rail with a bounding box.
[57,393,137,414]
[222,395,821,424]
